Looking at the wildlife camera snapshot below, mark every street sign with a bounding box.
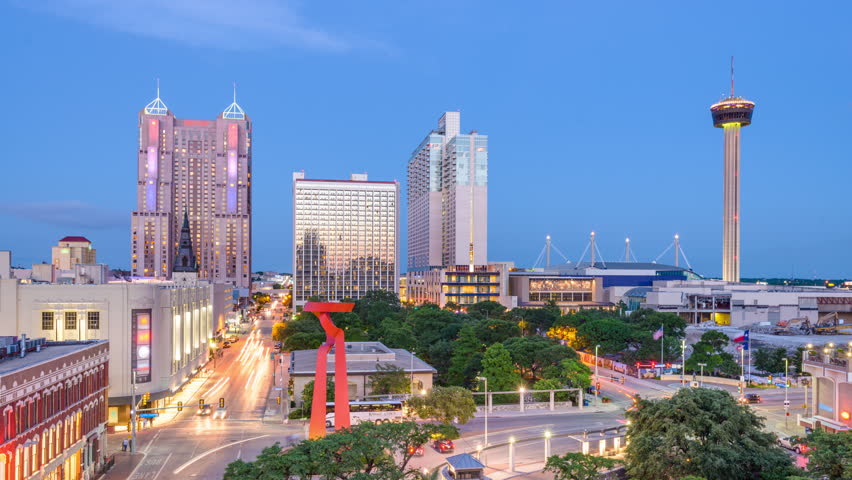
[784,400,791,407]
[139,413,159,418]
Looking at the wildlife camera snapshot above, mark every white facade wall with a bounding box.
[0,279,216,404]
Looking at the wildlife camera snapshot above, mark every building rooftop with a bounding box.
[59,236,91,243]
[0,339,108,376]
[289,342,436,375]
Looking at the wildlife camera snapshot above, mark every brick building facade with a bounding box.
[0,338,109,480]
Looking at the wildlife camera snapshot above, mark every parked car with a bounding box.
[228,335,238,343]
[777,436,808,454]
[408,445,425,456]
[222,341,232,348]
[432,439,455,453]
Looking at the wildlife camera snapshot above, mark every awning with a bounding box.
[800,416,850,432]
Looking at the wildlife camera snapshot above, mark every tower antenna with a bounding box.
[156,77,160,98]
[730,56,735,97]
[233,81,237,103]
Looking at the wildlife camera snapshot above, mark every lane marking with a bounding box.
[172,435,269,474]
[152,452,173,480]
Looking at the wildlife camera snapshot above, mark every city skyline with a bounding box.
[2,2,852,277]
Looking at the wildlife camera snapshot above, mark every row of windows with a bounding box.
[529,292,593,303]
[41,311,99,331]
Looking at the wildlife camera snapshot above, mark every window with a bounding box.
[87,312,100,330]
[65,312,77,330]
[42,312,54,330]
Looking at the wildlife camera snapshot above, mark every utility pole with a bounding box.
[476,376,488,446]
[595,344,600,405]
[697,363,706,387]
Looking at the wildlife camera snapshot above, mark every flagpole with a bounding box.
[660,324,664,365]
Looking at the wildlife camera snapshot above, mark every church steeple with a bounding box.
[173,211,198,273]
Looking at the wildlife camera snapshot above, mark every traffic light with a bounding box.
[276,396,281,405]
[177,401,183,412]
[596,382,601,392]
[737,385,742,394]
[199,398,205,408]
[768,375,773,383]
[219,397,225,408]
[665,363,671,369]
[650,361,656,368]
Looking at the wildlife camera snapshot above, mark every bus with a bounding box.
[325,400,405,427]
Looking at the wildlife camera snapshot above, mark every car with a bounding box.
[196,406,212,416]
[222,341,231,348]
[777,436,808,454]
[738,394,761,404]
[432,439,455,453]
[228,336,238,343]
[408,445,425,457]
[213,407,228,419]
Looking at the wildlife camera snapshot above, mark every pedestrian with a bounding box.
[121,439,128,452]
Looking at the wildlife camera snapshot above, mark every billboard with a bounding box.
[132,309,152,383]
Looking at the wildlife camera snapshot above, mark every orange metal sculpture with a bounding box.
[305,301,355,439]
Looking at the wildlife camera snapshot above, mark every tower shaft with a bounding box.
[722,124,741,282]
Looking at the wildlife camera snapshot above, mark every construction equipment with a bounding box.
[774,317,812,335]
[812,312,852,335]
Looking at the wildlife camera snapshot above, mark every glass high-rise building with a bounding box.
[292,172,399,306]
[407,112,488,271]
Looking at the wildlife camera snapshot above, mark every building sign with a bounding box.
[132,309,152,383]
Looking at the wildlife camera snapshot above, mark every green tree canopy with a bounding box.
[271,322,287,342]
[407,386,476,425]
[544,452,620,480]
[368,364,410,395]
[503,336,577,381]
[542,357,592,389]
[354,289,402,334]
[446,326,484,387]
[625,388,799,480]
[466,300,507,319]
[301,378,334,412]
[684,330,739,376]
[803,429,851,479]
[480,343,523,392]
[752,347,793,374]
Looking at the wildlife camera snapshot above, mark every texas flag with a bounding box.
[733,330,750,350]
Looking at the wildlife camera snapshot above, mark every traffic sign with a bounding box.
[784,400,791,407]
[139,413,159,418]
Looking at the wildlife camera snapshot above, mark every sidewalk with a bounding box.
[98,452,145,480]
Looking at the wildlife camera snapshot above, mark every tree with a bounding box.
[224,421,458,480]
[376,317,417,351]
[542,357,592,389]
[446,326,484,387]
[684,330,739,376]
[532,378,570,402]
[472,318,521,345]
[803,429,851,479]
[284,332,325,351]
[575,317,636,354]
[503,336,577,381]
[466,300,507,319]
[354,289,402,334]
[480,343,523,399]
[369,364,410,395]
[625,388,799,480]
[407,386,476,425]
[544,452,620,480]
[301,378,334,412]
[271,322,287,342]
[752,347,790,374]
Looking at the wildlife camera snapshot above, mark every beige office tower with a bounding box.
[131,87,252,289]
[407,112,488,270]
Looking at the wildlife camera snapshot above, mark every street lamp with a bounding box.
[595,344,601,406]
[784,357,789,427]
[476,376,489,446]
[697,363,707,387]
[681,339,686,387]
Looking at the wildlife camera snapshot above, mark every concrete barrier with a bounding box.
[660,374,740,386]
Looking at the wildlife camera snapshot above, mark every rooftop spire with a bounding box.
[222,80,246,119]
[173,211,198,273]
[144,77,169,116]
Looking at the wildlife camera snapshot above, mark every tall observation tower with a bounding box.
[710,58,755,283]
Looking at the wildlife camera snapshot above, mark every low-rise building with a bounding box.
[508,272,608,314]
[642,280,852,326]
[406,263,513,308]
[289,342,435,406]
[800,344,851,432]
[0,337,109,480]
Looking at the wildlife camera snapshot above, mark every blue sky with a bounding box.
[1,1,850,278]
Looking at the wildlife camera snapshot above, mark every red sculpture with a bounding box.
[305,301,355,439]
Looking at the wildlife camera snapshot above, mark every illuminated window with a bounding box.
[41,312,54,330]
[65,312,77,330]
[87,312,100,330]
